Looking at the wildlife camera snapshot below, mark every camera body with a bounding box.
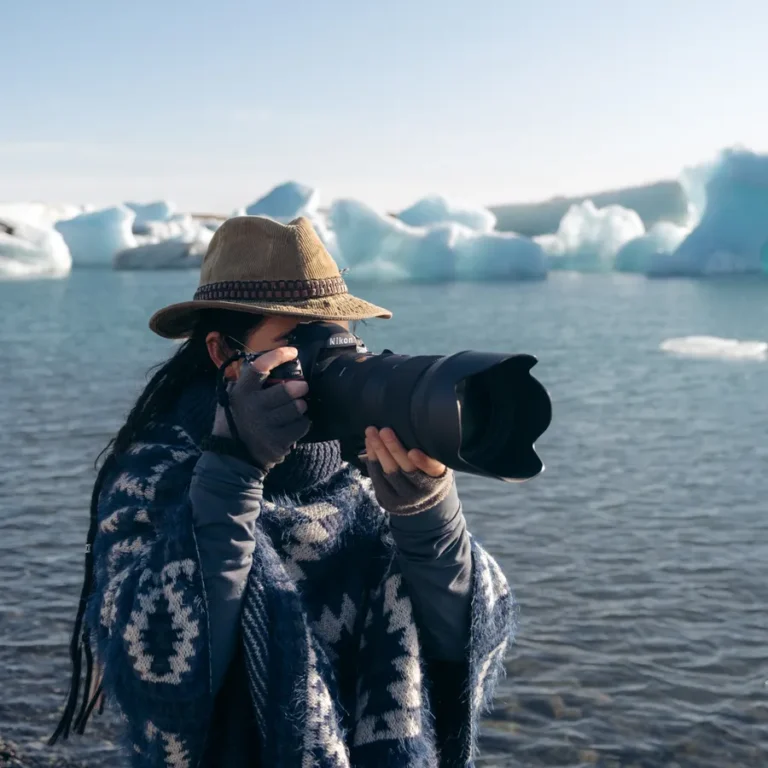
[266,322,372,453]
[267,323,366,386]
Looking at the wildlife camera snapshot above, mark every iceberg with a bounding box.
[55,205,138,267]
[198,217,224,232]
[531,147,768,277]
[615,221,690,273]
[329,199,546,282]
[492,181,689,237]
[456,229,547,280]
[536,200,645,271]
[397,196,496,233]
[125,200,176,226]
[647,149,768,276]
[243,182,318,220]
[0,202,91,229]
[0,218,72,279]
[114,237,209,270]
[115,214,213,269]
[131,214,213,244]
[660,336,767,361]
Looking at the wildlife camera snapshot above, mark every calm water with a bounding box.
[1,271,767,767]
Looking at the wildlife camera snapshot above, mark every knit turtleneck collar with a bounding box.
[171,375,344,497]
[262,440,344,496]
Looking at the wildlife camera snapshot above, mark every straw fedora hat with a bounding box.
[149,215,391,339]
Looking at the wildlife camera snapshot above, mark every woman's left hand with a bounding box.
[364,427,446,477]
[363,427,453,516]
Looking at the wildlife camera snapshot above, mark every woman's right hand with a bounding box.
[212,346,310,470]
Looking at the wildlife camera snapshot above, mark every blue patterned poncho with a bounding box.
[84,399,516,767]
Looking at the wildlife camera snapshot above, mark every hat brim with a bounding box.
[149,293,392,339]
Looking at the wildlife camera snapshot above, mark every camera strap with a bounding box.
[216,351,254,451]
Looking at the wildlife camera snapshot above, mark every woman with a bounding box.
[52,216,515,767]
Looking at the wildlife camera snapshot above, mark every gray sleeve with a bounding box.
[388,480,473,661]
[189,451,265,696]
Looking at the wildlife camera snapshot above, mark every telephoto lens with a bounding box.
[268,322,552,482]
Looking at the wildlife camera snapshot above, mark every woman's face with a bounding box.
[206,315,350,377]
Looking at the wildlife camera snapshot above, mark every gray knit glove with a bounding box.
[213,362,310,471]
[365,461,455,516]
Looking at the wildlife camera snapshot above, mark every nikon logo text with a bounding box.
[329,336,357,346]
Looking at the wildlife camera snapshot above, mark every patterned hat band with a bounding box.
[193,277,349,302]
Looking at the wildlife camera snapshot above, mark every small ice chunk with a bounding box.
[660,336,767,361]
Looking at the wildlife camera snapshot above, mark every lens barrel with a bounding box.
[307,348,550,481]
[273,322,551,481]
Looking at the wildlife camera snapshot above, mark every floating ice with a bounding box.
[679,160,715,223]
[660,336,767,361]
[55,206,138,267]
[0,218,72,279]
[6,147,768,281]
[0,202,91,229]
[648,149,768,276]
[329,199,546,282]
[615,221,690,273]
[539,148,768,276]
[131,214,213,244]
[397,196,496,233]
[198,217,223,232]
[114,238,208,270]
[455,228,548,280]
[536,200,645,271]
[125,200,176,226]
[342,258,410,282]
[115,214,213,269]
[243,181,318,220]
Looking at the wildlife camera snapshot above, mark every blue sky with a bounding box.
[3,0,766,211]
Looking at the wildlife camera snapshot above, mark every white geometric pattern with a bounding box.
[110,446,195,505]
[475,544,510,612]
[101,566,131,631]
[160,731,190,768]
[302,631,351,768]
[143,720,191,768]
[313,593,357,658]
[101,535,151,632]
[353,574,423,747]
[472,638,508,712]
[123,559,200,684]
[282,504,339,582]
[100,505,141,533]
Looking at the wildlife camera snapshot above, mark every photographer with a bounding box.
[53,216,515,767]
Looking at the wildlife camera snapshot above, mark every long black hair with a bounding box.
[50,309,265,744]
